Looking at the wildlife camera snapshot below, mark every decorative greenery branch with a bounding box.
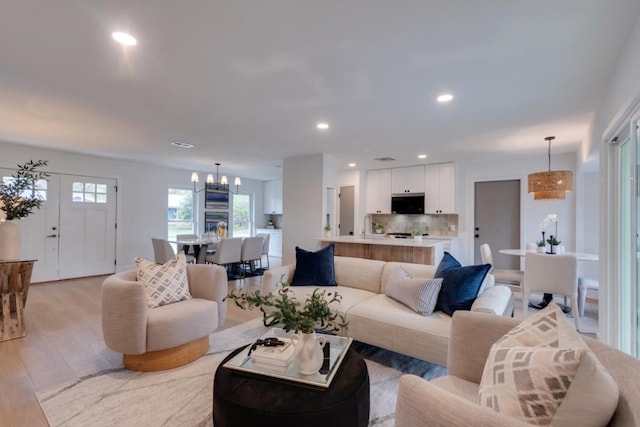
[225,276,348,334]
[0,160,49,221]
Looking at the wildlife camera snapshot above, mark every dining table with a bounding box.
[173,237,218,264]
[498,248,598,311]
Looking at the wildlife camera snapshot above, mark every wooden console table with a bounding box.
[0,259,35,342]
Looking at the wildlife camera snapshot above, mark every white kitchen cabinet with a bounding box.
[366,169,392,213]
[263,180,283,214]
[391,166,425,194]
[424,162,456,213]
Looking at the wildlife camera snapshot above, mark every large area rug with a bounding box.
[36,318,446,426]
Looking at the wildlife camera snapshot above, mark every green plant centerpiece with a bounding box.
[226,278,348,334]
[226,277,348,375]
[411,230,422,236]
[323,224,331,232]
[374,223,384,233]
[0,160,49,223]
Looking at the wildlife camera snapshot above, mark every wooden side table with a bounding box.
[0,259,35,342]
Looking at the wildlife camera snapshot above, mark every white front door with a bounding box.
[58,175,117,279]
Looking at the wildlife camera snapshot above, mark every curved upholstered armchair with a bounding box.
[101,264,228,371]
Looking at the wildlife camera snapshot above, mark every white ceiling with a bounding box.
[1,1,638,180]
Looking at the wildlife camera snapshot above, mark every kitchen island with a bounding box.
[320,235,450,265]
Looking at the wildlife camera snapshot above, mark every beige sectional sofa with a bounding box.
[262,256,513,367]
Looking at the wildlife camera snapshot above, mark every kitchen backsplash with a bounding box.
[369,213,459,237]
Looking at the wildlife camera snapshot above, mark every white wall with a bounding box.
[0,140,263,272]
[591,13,640,347]
[445,151,579,265]
[282,153,326,264]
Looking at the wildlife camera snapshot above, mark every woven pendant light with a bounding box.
[528,136,573,200]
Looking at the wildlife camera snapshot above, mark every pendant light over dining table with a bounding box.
[191,162,241,194]
[528,136,573,200]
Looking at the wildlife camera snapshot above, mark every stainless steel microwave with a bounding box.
[391,193,425,214]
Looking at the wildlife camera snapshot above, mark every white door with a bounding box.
[58,175,117,279]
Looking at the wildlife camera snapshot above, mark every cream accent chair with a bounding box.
[101,264,227,371]
[523,252,580,330]
[395,311,640,426]
[479,243,524,298]
[152,238,195,264]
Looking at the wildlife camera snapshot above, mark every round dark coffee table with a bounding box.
[213,345,370,427]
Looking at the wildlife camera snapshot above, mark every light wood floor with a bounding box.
[0,261,276,427]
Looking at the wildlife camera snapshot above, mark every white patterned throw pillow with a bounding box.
[384,265,442,316]
[478,302,619,427]
[135,252,191,308]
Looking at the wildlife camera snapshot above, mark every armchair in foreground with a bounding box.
[101,264,227,371]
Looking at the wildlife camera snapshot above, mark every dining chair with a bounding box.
[240,236,265,277]
[523,251,580,330]
[256,233,270,270]
[205,237,243,278]
[176,233,197,256]
[152,238,195,264]
[479,243,524,300]
[578,277,599,317]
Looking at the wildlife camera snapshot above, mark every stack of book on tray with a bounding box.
[250,338,295,371]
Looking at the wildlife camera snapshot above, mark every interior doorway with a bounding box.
[474,180,520,269]
[339,186,354,236]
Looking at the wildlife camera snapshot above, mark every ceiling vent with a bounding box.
[374,157,396,162]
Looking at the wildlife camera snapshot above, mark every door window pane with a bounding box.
[72,181,108,204]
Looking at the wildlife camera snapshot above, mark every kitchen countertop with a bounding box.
[320,235,449,248]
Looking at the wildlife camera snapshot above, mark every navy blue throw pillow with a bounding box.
[435,252,491,316]
[290,244,337,286]
[434,251,461,278]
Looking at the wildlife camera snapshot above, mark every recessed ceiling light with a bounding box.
[437,94,453,103]
[112,32,137,46]
[418,154,427,159]
[348,163,356,167]
[317,122,329,130]
[171,141,194,149]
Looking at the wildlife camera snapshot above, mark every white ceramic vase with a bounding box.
[536,246,545,253]
[413,235,423,243]
[0,220,21,260]
[290,331,327,375]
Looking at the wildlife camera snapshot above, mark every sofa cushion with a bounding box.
[346,294,452,366]
[275,285,377,318]
[435,253,491,316]
[335,256,386,294]
[384,265,442,316]
[135,252,192,308]
[291,244,337,286]
[478,302,619,427]
[146,298,218,352]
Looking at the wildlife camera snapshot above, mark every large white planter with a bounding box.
[291,331,327,375]
[0,220,21,260]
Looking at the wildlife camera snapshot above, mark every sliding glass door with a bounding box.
[607,116,640,357]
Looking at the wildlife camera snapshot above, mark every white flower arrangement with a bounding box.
[538,213,558,231]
